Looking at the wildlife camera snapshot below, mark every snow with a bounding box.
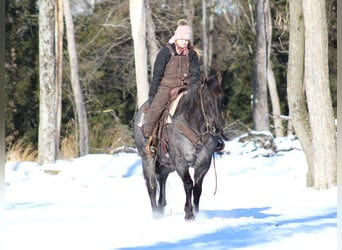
[4,135,337,250]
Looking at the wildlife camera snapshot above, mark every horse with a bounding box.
[133,71,225,221]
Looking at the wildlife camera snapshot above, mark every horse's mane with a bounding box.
[179,74,222,114]
[177,81,201,120]
[175,72,224,134]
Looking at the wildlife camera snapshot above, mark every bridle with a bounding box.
[174,81,222,146]
[199,83,222,137]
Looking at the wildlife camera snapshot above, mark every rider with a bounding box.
[143,19,201,151]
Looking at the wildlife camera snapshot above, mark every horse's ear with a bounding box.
[216,71,222,85]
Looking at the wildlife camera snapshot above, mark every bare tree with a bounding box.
[130,0,149,108]
[208,0,215,70]
[268,62,283,138]
[287,0,313,178]
[55,0,63,155]
[252,0,270,131]
[202,0,208,76]
[38,0,57,164]
[302,0,336,188]
[63,0,89,156]
[183,0,195,29]
[145,0,159,72]
[263,0,283,137]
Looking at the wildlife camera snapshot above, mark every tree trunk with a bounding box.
[287,0,313,184]
[130,0,149,108]
[183,0,195,29]
[145,0,159,73]
[252,0,270,131]
[55,0,63,156]
[208,0,214,70]
[38,0,57,164]
[268,61,283,137]
[63,0,89,156]
[202,0,208,76]
[302,0,336,188]
[265,3,283,137]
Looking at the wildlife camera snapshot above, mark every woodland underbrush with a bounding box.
[6,123,135,162]
[5,119,252,162]
[5,137,38,162]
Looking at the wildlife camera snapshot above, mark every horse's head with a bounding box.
[200,71,225,135]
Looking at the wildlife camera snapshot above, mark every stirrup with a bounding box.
[145,136,156,154]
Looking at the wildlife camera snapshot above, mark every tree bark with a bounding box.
[183,0,195,29]
[252,0,270,131]
[268,61,283,137]
[302,0,336,188]
[202,0,208,76]
[265,2,283,137]
[38,0,57,164]
[287,0,313,184]
[145,0,159,73]
[130,0,149,108]
[208,0,215,70]
[55,0,63,156]
[63,0,89,156]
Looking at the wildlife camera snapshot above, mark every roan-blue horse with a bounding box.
[133,71,225,221]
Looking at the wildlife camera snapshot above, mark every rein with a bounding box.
[199,84,222,137]
[199,84,219,196]
[174,83,221,145]
[212,154,218,195]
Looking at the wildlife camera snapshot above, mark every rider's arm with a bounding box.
[188,51,200,87]
[148,47,171,102]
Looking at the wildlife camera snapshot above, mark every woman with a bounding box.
[143,19,201,147]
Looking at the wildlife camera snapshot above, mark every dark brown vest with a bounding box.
[160,44,190,88]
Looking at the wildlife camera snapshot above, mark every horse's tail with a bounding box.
[133,101,157,191]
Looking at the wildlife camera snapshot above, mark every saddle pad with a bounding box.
[137,112,145,128]
[166,91,187,123]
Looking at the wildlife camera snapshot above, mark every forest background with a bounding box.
[5,0,337,161]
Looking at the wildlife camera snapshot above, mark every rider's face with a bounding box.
[175,39,189,48]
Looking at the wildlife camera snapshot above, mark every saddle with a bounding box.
[145,85,188,157]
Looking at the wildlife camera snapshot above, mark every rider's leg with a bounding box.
[143,86,170,137]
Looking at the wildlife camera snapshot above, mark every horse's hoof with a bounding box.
[152,213,162,220]
[184,214,195,221]
[152,210,164,220]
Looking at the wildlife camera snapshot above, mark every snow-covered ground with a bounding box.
[4,135,337,250]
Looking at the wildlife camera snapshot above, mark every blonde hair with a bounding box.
[190,45,202,60]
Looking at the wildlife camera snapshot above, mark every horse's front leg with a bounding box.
[193,163,211,213]
[178,169,194,221]
[142,154,158,214]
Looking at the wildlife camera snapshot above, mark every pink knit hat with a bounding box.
[169,19,193,44]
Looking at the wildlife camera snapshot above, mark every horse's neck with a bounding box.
[178,91,205,132]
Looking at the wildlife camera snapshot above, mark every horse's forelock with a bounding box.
[205,74,223,96]
[202,73,225,132]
